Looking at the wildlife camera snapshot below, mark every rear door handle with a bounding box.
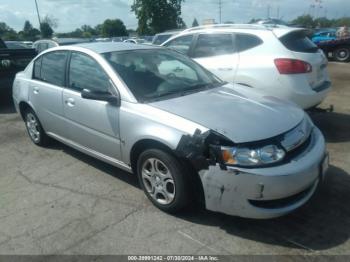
[218,67,233,71]
[33,87,39,94]
[65,98,75,107]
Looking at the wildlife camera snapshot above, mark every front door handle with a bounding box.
[65,98,75,107]
[33,87,39,94]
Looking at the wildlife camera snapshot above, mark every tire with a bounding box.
[334,47,350,62]
[137,149,189,213]
[24,108,50,146]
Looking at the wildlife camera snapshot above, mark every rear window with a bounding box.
[280,31,318,53]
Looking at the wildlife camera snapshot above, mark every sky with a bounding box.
[0,0,349,33]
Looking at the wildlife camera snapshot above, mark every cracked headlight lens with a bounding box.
[221,144,285,167]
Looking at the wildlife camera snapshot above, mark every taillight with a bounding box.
[274,58,312,74]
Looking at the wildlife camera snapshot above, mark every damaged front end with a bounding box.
[174,128,234,171]
[173,118,327,219]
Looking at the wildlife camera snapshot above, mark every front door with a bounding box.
[63,51,122,160]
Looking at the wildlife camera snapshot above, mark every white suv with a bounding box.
[162,24,331,109]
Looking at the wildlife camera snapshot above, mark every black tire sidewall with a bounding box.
[335,47,350,62]
[137,149,188,213]
[24,108,47,146]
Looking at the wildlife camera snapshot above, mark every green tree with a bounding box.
[334,17,350,27]
[40,22,53,38]
[21,20,40,41]
[40,15,57,38]
[101,19,128,37]
[314,17,333,28]
[291,15,315,28]
[192,18,199,27]
[0,22,19,40]
[132,0,185,35]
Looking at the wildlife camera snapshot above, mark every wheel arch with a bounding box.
[18,101,34,120]
[129,138,205,206]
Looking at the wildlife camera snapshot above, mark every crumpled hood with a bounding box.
[149,84,305,143]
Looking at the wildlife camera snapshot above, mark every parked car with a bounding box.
[312,29,337,44]
[162,24,331,109]
[4,41,30,49]
[152,30,182,45]
[13,43,329,219]
[316,36,350,62]
[33,38,92,53]
[253,18,290,27]
[0,38,36,93]
[123,38,147,44]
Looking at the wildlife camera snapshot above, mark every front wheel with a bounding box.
[334,47,350,62]
[137,149,189,213]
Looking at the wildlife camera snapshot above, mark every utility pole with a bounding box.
[34,0,41,26]
[219,0,222,24]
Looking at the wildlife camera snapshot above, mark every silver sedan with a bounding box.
[12,43,329,218]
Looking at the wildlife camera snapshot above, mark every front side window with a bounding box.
[192,34,234,58]
[37,51,67,86]
[69,52,110,92]
[103,49,222,102]
[164,35,193,55]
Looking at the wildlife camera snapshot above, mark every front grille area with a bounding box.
[248,183,314,209]
[279,117,314,163]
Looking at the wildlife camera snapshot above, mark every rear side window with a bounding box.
[34,51,67,86]
[68,52,110,92]
[280,31,318,53]
[164,35,193,55]
[33,57,42,79]
[235,34,263,52]
[193,34,234,58]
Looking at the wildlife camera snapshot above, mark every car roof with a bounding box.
[172,24,308,39]
[74,42,160,54]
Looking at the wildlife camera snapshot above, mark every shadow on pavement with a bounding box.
[0,90,16,114]
[309,111,350,143]
[176,165,350,251]
[46,141,140,189]
[43,137,350,252]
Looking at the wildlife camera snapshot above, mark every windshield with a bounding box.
[103,49,222,102]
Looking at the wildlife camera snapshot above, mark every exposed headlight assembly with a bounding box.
[221,144,285,167]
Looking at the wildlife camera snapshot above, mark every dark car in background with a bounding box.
[0,38,37,96]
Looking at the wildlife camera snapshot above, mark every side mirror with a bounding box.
[81,89,120,106]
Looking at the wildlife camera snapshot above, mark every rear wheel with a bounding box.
[24,108,50,146]
[137,149,189,213]
[334,47,350,62]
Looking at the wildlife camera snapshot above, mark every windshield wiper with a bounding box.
[145,82,226,102]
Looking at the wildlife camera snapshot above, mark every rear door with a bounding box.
[190,33,238,83]
[279,30,329,90]
[29,51,69,137]
[63,51,122,160]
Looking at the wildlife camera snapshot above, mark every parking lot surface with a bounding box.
[0,62,349,255]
